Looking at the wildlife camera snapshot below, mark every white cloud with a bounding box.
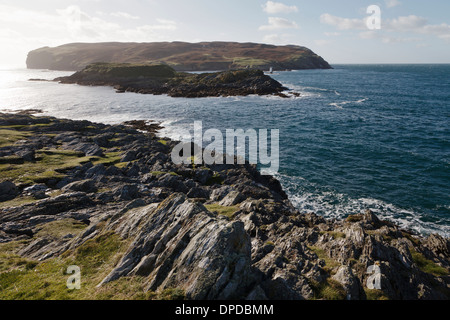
[359,31,421,44]
[0,4,179,66]
[262,1,298,14]
[387,15,427,31]
[263,33,293,44]
[259,17,298,31]
[385,0,401,8]
[320,12,450,42]
[110,12,140,20]
[320,13,366,30]
[314,39,333,46]
[324,32,340,37]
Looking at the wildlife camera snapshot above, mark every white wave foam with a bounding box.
[329,97,368,109]
[275,173,449,237]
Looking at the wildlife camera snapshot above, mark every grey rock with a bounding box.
[85,164,106,179]
[99,194,254,300]
[332,266,364,300]
[210,186,233,202]
[121,150,137,162]
[62,179,97,193]
[0,181,18,202]
[15,149,35,162]
[64,141,104,157]
[219,190,245,206]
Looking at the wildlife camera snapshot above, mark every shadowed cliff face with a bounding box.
[0,113,449,300]
[26,41,332,72]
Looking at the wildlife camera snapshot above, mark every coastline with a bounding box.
[0,111,449,300]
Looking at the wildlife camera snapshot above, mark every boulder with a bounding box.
[0,181,19,202]
[332,266,364,300]
[219,190,245,206]
[15,149,35,162]
[62,179,97,193]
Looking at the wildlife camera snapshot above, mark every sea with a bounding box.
[0,64,449,237]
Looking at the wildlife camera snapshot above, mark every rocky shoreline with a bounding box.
[54,63,291,98]
[0,112,449,300]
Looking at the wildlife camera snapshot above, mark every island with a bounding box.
[54,63,290,98]
[26,41,332,72]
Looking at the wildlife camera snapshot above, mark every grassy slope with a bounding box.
[27,42,331,71]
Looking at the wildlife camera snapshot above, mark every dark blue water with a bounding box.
[1,65,449,235]
[163,65,450,235]
[273,65,450,235]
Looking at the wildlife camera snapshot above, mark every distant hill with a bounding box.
[26,41,332,72]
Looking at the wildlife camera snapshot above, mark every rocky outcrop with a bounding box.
[54,63,288,98]
[26,42,332,72]
[0,112,448,300]
[99,194,253,299]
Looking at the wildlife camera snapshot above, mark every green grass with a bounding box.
[0,231,186,300]
[82,63,177,78]
[410,248,449,277]
[157,139,168,146]
[308,246,340,274]
[149,171,179,177]
[0,196,37,209]
[309,279,346,300]
[0,129,32,147]
[35,219,87,239]
[159,288,185,300]
[231,57,270,67]
[91,152,123,166]
[320,231,346,239]
[0,232,126,299]
[204,204,239,219]
[0,148,127,185]
[346,214,363,223]
[364,288,389,300]
[0,149,92,185]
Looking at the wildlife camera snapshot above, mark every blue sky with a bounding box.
[1,0,450,67]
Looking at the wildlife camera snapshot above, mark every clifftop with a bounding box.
[26,41,332,72]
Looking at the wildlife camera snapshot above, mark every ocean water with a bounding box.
[0,65,449,236]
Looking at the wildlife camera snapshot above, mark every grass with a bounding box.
[35,219,88,239]
[0,148,126,185]
[91,152,123,166]
[309,279,346,300]
[204,204,239,219]
[82,63,177,78]
[346,214,363,223]
[0,196,37,209]
[0,230,186,300]
[0,129,32,147]
[159,288,185,300]
[231,57,270,67]
[308,246,340,275]
[410,248,449,277]
[0,232,127,299]
[157,139,168,146]
[0,149,92,185]
[364,288,389,300]
[401,231,420,246]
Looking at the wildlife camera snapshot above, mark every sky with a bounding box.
[1,0,450,67]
